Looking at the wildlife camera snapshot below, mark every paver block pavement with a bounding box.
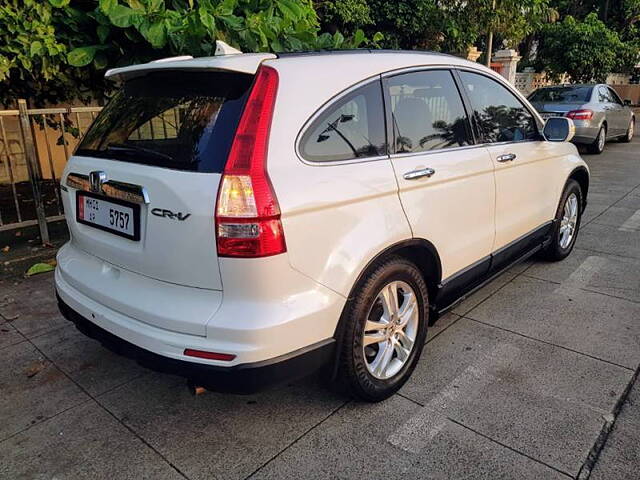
[98,372,346,480]
[0,319,25,350]
[250,395,567,480]
[524,248,640,304]
[400,318,630,475]
[0,342,89,441]
[578,222,640,260]
[0,401,184,480]
[0,274,67,339]
[590,375,640,480]
[31,323,147,396]
[465,275,640,369]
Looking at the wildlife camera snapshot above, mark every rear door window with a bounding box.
[459,71,538,144]
[76,71,253,172]
[299,81,386,162]
[607,87,623,106]
[385,69,471,153]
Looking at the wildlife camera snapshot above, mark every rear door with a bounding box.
[457,69,559,270]
[602,86,627,136]
[62,70,254,290]
[384,69,496,288]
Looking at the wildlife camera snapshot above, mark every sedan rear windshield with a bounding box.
[528,86,593,103]
[76,71,253,172]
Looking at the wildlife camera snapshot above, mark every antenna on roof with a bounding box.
[215,40,243,56]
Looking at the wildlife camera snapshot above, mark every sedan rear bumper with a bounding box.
[571,122,601,145]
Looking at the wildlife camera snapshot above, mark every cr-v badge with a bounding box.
[151,208,191,221]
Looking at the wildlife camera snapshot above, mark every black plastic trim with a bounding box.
[435,255,491,308]
[489,221,553,274]
[57,294,335,394]
[568,166,590,210]
[434,221,554,314]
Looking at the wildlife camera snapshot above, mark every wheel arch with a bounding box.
[327,238,443,380]
[347,238,442,303]
[568,166,589,211]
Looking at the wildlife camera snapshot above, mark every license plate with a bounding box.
[76,192,140,240]
[541,113,562,119]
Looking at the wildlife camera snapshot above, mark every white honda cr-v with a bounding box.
[55,46,589,401]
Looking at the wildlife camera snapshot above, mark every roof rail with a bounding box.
[274,48,458,59]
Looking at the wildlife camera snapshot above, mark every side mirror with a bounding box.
[624,99,632,106]
[543,117,575,142]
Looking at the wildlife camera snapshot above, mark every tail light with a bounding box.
[566,109,594,121]
[215,65,286,258]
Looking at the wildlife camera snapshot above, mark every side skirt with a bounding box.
[433,221,555,316]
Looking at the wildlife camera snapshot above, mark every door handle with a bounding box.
[497,153,516,163]
[403,167,436,180]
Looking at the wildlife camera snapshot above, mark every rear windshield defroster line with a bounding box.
[76,71,254,173]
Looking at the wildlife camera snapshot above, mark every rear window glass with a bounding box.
[528,87,593,103]
[299,81,386,162]
[76,71,253,172]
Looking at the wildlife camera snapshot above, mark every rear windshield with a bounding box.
[76,71,253,172]
[528,86,593,103]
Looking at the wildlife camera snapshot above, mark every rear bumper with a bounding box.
[572,123,600,144]
[57,294,335,393]
[56,242,345,365]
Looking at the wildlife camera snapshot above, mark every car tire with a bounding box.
[335,256,428,402]
[620,118,634,143]
[587,125,606,154]
[540,179,582,262]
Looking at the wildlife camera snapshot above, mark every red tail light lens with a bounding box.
[215,65,286,258]
[566,109,594,121]
[184,349,236,361]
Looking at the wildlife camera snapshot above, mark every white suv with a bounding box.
[55,49,589,401]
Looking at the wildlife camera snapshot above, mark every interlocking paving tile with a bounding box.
[0,401,184,480]
[251,395,567,480]
[0,342,89,441]
[465,275,640,368]
[98,372,346,480]
[31,324,147,396]
[401,318,630,475]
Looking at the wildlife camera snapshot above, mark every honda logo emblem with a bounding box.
[89,171,106,193]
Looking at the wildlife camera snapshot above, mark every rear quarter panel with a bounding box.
[265,58,412,298]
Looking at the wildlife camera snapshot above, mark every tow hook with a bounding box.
[187,381,207,396]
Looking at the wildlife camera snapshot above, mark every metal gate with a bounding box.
[0,100,102,243]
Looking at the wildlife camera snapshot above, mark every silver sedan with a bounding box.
[528,84,635,154]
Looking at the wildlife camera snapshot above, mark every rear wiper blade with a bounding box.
[106,143,174,162]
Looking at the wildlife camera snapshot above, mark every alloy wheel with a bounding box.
[559,193,579,249]
[597,128,605,152]
[362,281,419,380]
[629,121,634,141]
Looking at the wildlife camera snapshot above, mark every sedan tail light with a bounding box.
[215,65,286,258]
[566,109,594,121]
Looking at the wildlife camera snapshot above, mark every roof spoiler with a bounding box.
[105,42,272,83]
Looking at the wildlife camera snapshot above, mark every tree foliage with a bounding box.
[317,0,558,53]
[536,12,638,82]
[1,0,639,107]
[0,0,380,107]
[0,0,107,106]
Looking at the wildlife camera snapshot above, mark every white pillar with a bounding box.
[492,49,521,85]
